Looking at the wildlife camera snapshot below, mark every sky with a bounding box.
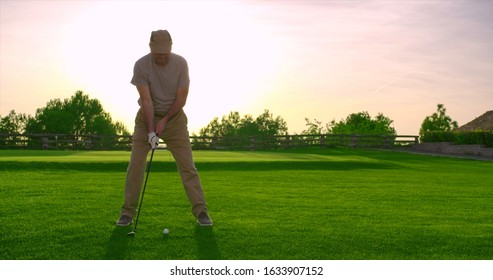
[1,0,492,135]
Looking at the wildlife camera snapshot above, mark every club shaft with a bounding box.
[131,148,155,233]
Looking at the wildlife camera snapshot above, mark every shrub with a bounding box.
[421,131,493,147]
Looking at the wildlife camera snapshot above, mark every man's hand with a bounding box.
[148,132,159,150]
[155,118,168,137]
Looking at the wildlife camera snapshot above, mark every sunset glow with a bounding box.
[1,0,492,135]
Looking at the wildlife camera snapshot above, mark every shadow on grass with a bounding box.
[195,226,221,260]
[0,160,398,172]
[104,226,133,260]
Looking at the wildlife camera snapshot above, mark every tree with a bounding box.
[197,109,288,138]
[328,111,396,135]
[254,110,288,137]
[194,109,288,149]
[301,118,329,135]
[419,104,458,137]
[25,90,129,135]
[0,110,27,134]
[0,110,28,147]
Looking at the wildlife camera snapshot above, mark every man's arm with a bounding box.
[136,85,155,134]
[155,87,189,136]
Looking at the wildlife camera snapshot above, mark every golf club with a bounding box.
[128,148,155,237]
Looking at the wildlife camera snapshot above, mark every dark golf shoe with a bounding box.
[197,212,213,226]
[116,215,133,227]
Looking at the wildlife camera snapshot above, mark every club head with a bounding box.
[127,231,136,237]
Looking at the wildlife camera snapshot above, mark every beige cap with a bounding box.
[149,30,172,53]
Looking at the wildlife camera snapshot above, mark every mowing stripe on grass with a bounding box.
[1,148,492,260]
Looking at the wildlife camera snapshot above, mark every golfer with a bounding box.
[116,30,212,227]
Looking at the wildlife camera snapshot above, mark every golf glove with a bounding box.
[148,132,159,149]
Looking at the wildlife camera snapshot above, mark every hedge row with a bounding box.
[421,131,493,147]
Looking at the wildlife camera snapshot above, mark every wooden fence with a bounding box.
[0,133,419,151]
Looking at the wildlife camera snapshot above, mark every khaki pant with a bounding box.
[120,109,208,218]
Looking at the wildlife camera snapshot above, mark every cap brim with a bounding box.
[150,45,172,54]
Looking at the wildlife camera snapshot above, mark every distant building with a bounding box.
[455,111,493,131]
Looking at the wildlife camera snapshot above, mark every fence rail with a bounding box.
[0,133,419,151]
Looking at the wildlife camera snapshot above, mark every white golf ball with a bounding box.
[163,228,169,235]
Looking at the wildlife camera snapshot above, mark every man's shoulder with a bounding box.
[170,53,187,64]
[135,53,152,65]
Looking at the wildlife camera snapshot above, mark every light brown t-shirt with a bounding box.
[131,53,190,114]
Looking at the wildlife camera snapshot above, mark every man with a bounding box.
[116,30,212,227]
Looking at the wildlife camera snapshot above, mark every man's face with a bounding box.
[152,52,171,66]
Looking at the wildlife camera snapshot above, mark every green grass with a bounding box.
[0,148,492,260]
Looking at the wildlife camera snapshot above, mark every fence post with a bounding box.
[320,134,325,147]
[283,135,291,149]
[42,137,49,150]
[249,136,256,151]
[384,135,390,148]
[351,134,357,148]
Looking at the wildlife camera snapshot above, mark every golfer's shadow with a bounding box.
[104,226,133,259]
[195,226,221,260]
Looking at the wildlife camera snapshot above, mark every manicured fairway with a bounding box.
[0,148,492,260]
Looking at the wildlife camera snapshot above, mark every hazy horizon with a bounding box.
[1,0,492,135]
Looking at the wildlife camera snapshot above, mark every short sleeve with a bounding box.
[130,61,148,86]
[177,59,190,89]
